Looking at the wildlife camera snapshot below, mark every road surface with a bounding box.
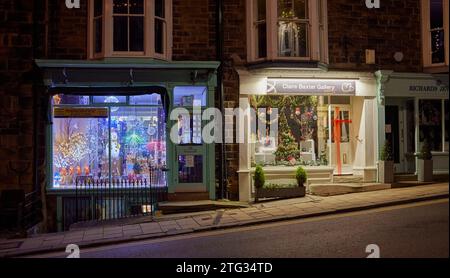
[29,199,449,258]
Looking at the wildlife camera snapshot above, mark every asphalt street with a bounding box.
[30,199,449,258]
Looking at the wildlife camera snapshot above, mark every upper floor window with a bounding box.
[88,0,172,60]
[247,0,328,63]
[421,0,449,71]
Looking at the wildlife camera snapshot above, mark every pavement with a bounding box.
[0,182,448,258]
[31,199,449,258]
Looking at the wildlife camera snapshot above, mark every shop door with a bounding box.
[385,106,401,173]
[173,112,207,193]
[330,106,352,175]
[385,101,415,174]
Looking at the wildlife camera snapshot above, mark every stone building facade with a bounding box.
[0,0,448,230]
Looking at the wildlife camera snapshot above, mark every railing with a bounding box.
[63,167,168,230]
[22,190,43,230]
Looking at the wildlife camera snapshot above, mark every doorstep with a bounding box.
[158,200,250,214]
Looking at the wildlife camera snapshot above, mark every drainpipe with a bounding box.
[32,0,50,231]
[216,0,227,199]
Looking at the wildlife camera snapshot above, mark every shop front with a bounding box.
[237,69,378,202]
[376,71,449,175]
[36,59,219,231]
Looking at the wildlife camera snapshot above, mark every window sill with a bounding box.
[246,60,328,71]
[423,65,449,74]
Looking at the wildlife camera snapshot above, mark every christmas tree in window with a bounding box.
[274,112,299,165]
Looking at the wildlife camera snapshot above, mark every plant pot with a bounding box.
[378,160,394,184]
[256,187,306,200]
[418,159,433,182]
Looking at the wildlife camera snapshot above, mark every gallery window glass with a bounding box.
[249,95,329,167]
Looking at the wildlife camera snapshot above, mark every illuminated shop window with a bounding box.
[51,95,166,189]
[250,95,329,167]
[93,95,127,104]
[173,86,207,108]
[419,99,443,151]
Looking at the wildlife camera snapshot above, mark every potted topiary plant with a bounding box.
[378,140,394,184]
[295,166,307,187]
[253,165,265,202]
[417,140,433,182]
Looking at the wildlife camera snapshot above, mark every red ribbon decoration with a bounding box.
[333,107,352,175]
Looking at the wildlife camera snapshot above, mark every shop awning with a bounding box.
[35,58,220,118]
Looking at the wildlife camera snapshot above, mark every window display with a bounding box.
[250,95,329,167]
[52,95,166,189]
[419,99,442,151]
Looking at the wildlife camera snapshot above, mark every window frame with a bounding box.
[88,0,173,60]
[246,0,328,63]
[421,0,449,72]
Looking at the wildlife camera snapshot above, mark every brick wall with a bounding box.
[47,0,87,59]
[172,0,216,61]
[327,0,422,72]
[222,0,247,199]
[0,0,35,193]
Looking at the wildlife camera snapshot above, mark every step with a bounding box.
[307,177,334,185]
[309,183,391,196]
[158,200,249,215]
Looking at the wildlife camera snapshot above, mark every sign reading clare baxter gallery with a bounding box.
[267,79,357,95]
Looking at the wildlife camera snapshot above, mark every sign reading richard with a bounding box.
[267,79,357,95]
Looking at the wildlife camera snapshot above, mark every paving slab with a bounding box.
[0,183,447,258]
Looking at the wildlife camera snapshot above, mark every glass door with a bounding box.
[329,105,352,175]
[172,87,208,193]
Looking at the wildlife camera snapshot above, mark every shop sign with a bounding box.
[408,85,449,94]
[267,79,357,95]
[54,107,109,118]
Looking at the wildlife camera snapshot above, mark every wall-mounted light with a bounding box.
[394,52,404,62]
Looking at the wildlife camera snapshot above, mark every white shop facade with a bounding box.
[376,71,449,175]
[236,69,379,202]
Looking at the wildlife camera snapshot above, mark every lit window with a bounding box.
[247,0,328,63]
[51,95,167,189]
[89,0,172,59]
[277,0,309,58]
[421,0,449,70]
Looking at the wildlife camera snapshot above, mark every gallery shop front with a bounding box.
[236,69,378,202]
[376,71,449,175]
[36,59,219,231]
